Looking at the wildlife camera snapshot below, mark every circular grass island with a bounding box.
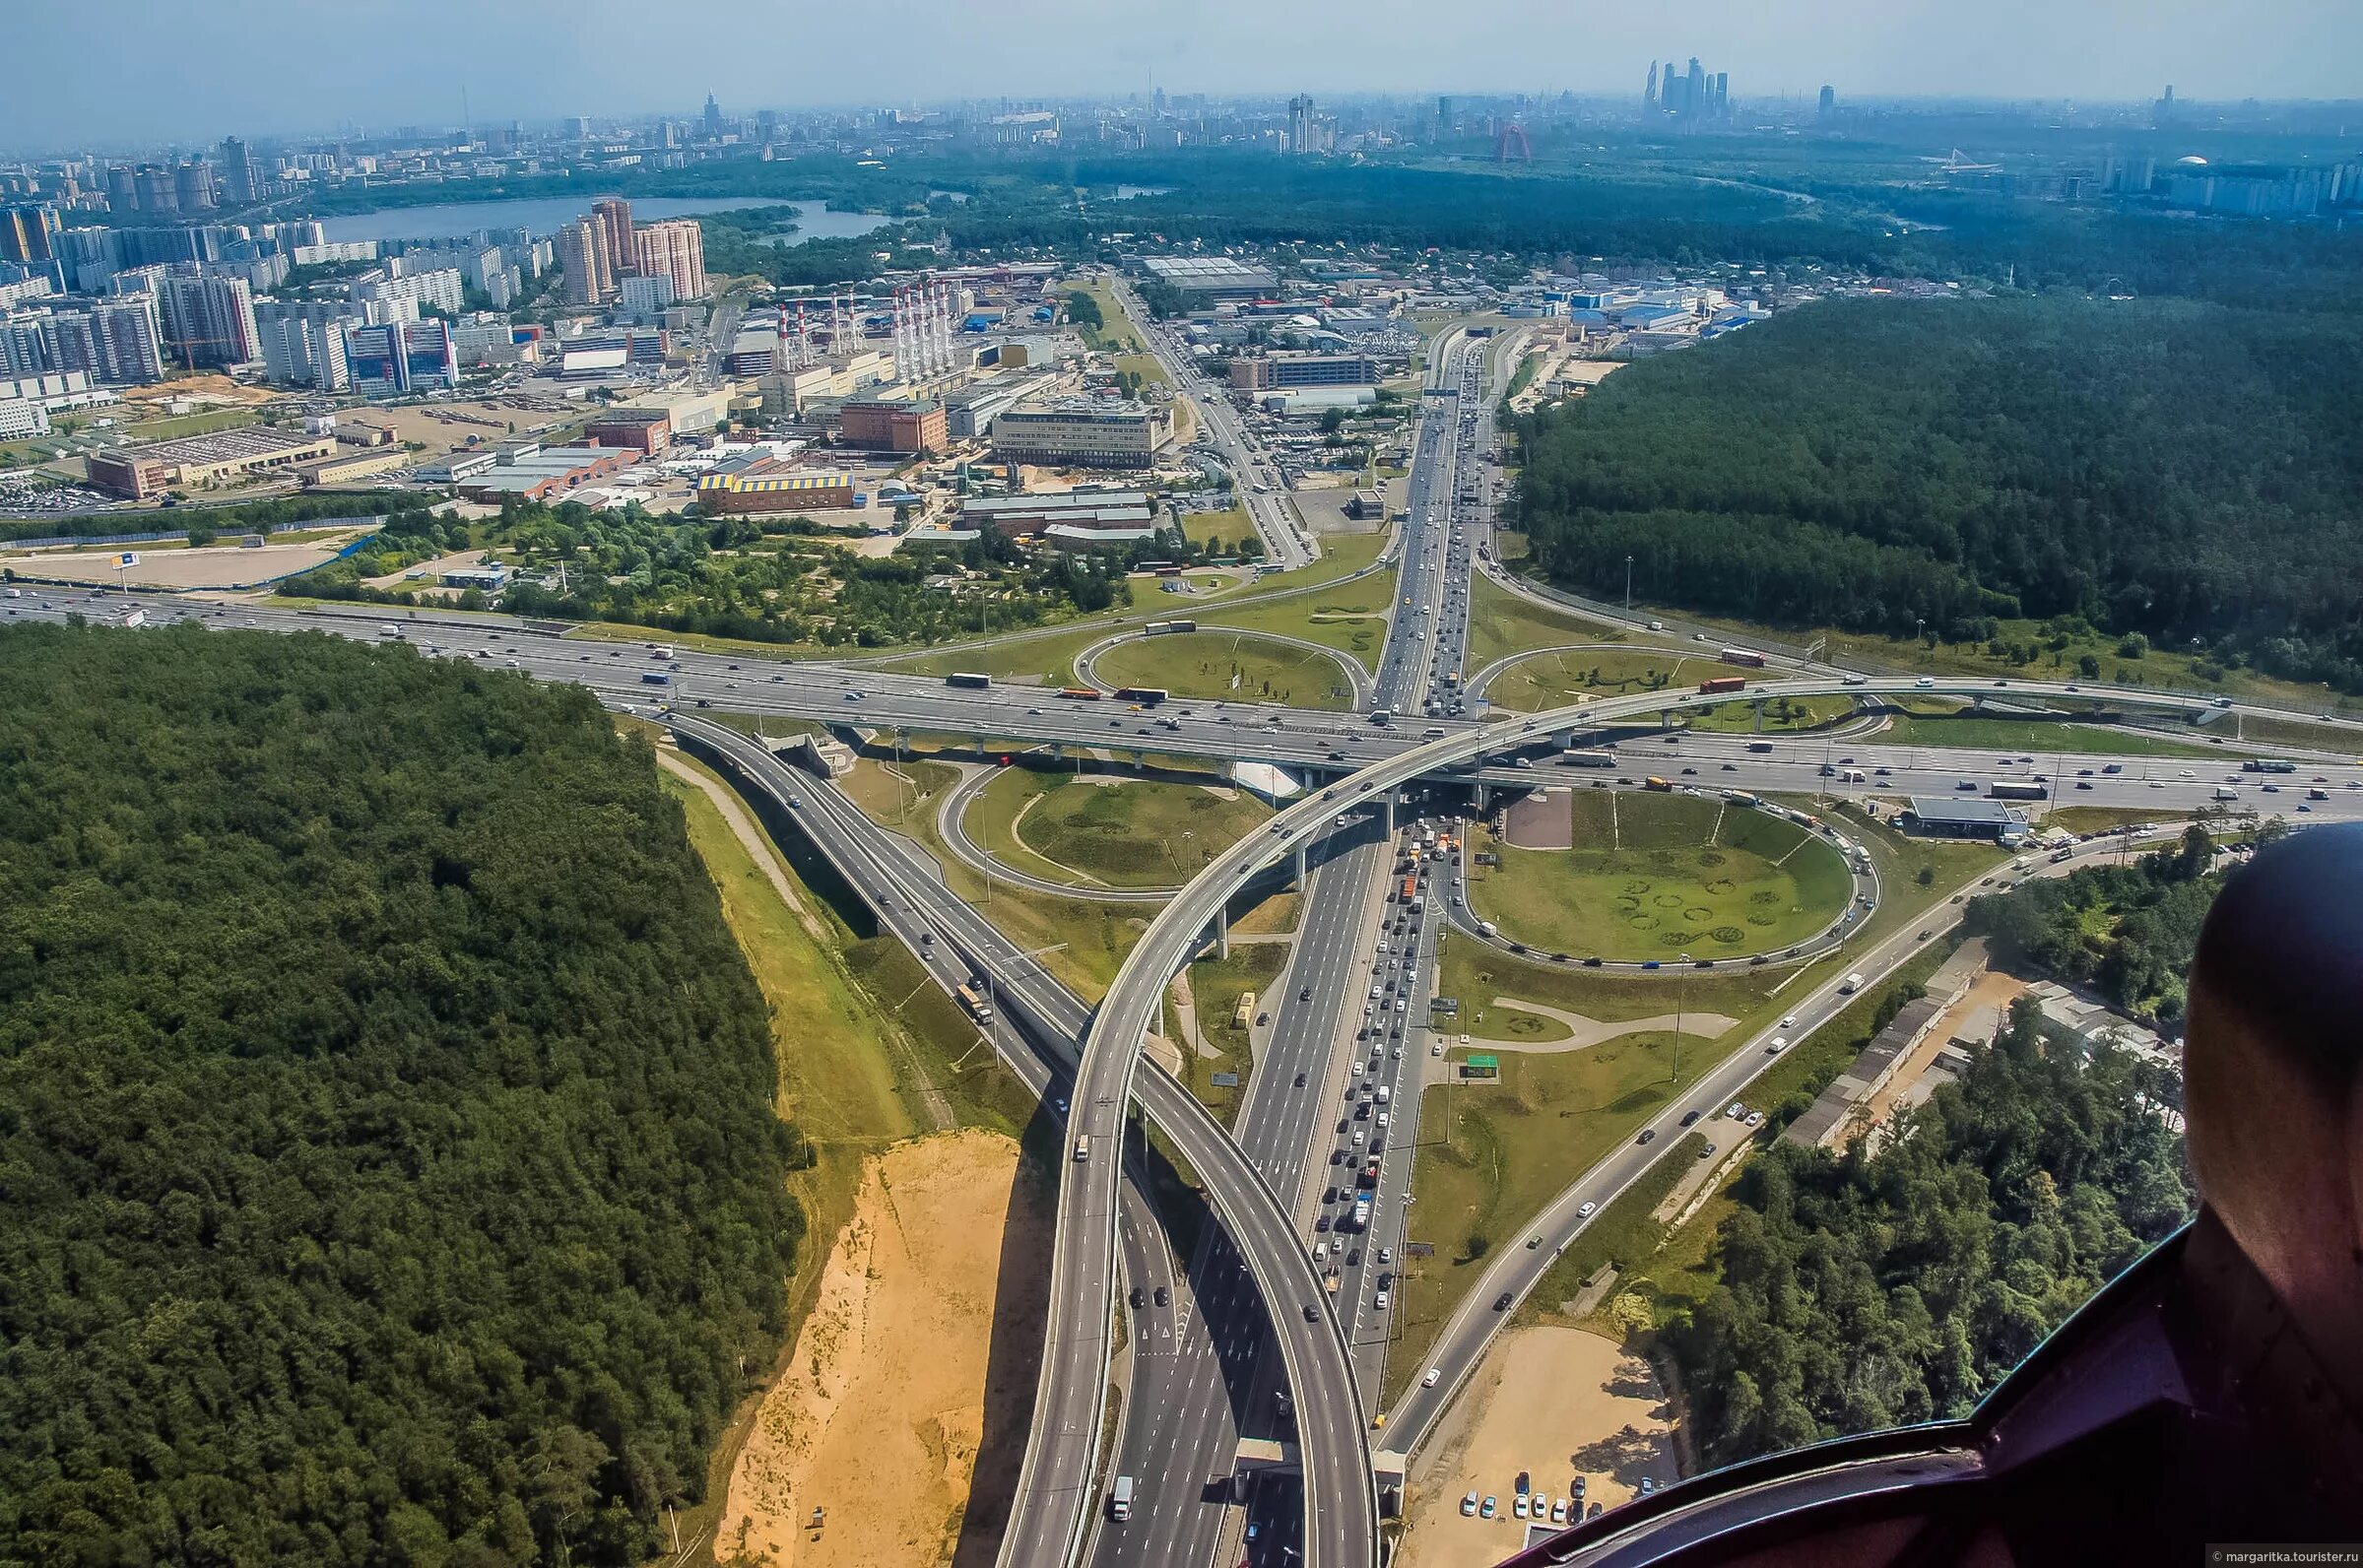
[1467,787,1855,962]
[1091,629,1360,711]
[963,768,1275,890]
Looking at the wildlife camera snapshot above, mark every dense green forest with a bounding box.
[1511,295,2363,691]
[0,624,799,1565]
[1963,823,2243,1028]
[1674,998,2192,1469]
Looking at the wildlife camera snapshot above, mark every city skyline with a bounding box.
[5,0,2354,149]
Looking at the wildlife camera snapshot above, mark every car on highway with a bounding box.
[1578,1201,1597,1219]
[1130,1286,1146,1309]
[1637,1128,1656,1144]
[1493,1291,1515,1311]
[1154,1285,1169,1307]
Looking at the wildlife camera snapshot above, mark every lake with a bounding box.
[318,197,893,245]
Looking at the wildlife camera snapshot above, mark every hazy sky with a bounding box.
[9,0,2355,149]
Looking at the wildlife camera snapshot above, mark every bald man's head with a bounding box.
[2185,822,2363,1409]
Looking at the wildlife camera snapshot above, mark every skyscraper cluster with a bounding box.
[1644,58,1732,129]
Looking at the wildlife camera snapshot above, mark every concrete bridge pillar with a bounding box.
[1753,699,1766,734]
[1213,903,1231,961]
[1131,750,1146,771]
[1292,842,1308,890]
[1473,782,1489,814]
[1659,708,1673,731]
[1383,791,1397,837]
[973,734,988,758]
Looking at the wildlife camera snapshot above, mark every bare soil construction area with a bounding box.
[1401,1327,1678,1568]
[718,1129,1053,1568]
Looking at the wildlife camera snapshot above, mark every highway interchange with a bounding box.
[12,321,2363,1568]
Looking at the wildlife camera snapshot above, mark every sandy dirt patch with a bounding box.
[1856,967,2023,1135]
[1401,1327,1678,1568]
[0,533,362,589]
[1498,788,1572,851]
[719,1129,1052,1568]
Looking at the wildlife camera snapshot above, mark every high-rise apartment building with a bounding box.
[132,164,178,215]
[159,269,258,367]
[631,219,705,300]
[104,165,137,214]
[556,219,610,304]
[174,161,217,213]
[703,93,724,139]
[218,137,258,204]
[0,205,61,267]
[1818,85,1836,120]
[0,314,47,377]
[351,266,464,316]
[342,317,457,395]
[1288,95,1312,154]
[41,295,165,384]
[592,196,634,275]
[254,301,353,390]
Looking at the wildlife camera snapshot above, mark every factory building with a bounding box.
[694,454,856,514]
[989,399,1173,470]
[839,397,946,454]
[583,407,673,455]
[86,426,337,499]
[959,490,1156,541]
[1228,352,1378,390]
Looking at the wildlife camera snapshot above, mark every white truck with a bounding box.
[1839,972,1866,995]
[1109,1474,1134,1522]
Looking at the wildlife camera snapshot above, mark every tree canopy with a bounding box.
[1963,823,2232,1028]
[1674,999,2192,1470]
[0,623,799,1566]
[1511,295,2363,690]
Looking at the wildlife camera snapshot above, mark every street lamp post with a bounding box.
[1624,555,1633,617]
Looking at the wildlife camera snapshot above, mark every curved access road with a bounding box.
[1374,827,2146,1460]
[1005,669,2300,1568]
[1440,787,1881,974]
[1073,626,1377,712]
[936,762,1180,902]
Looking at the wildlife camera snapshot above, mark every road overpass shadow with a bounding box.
[952,1105,1065,1568]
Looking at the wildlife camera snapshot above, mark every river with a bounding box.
[317,197,893,245]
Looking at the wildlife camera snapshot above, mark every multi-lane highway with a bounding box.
[1115,275,1315,571]
[1373,827,2141,1455]
[14,343,2363,1568]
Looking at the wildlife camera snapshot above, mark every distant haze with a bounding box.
[10,0,2355,148]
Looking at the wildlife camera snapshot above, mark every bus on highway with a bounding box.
[1989,780,2051,801]
[1112,686,1168,705]
[2242,758,2298,773]
[946,671,992,689]
[1719,647,1770,668]
[1697,676,1748,695]
[1561,750,1617,768]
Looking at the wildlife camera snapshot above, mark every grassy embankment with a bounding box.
[1385,794,2006,1405]
[962,767,1272,890]
[1094,628,1360,711]
[658,751,1041,1556]
[836,753,1152,1004]
[1467,789,1853,962]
